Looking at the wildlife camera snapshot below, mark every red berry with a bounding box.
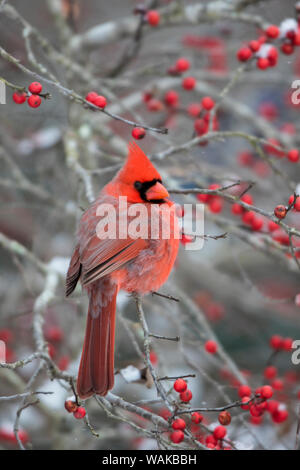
[270,335,283,349]
[201,96,215,111]
[250,404,263,417]
[160,408,172,421]
[57,355,70,371]
[259,102,278,121]
[191,412,203,424]
[272,408,288,423]
[287,149,299,162]
[237,47,252,62]
[147,98,163,111]
[27,94,41,108]
[209,183,220,191]
[204,340,218,354]
[268,220,279,232]
[238,151,254,167]
[241,396,251,410]
[250,415,263,425]
[48,343,56,359]
[261,385,273,399]
[281,123,296,135]
[281,42,294,55]
[170,430,184,443]
[213,425,227,439]
[291,195,300,211]
[218,411,231,426]
[28,81,42,94]
[257,57,269,70]
[265,25,280,39]
[143,91,153,103]
[164,90,179,107]
[241,194,253,205]
[64,399,78,413]
[274,205,287,219]
[180,233,193,245]
[194,118,208,136]
[209,198,223,213]
[238,385,252,398]
[180,389,192,402]
[264,366,277,380]
[266,400,279,413]
[232,203,244,215]
[12,91,27,104]
[94,95,106,108]
[172,418,186,430]
[206,435,218,446]
[175,57,190,72]
[282,337,293,351]
[73,406,86,419]
[85,91,98,103]
[0,328,13,343]
[174,378,187,393]
[271,379,284,391]
[149,350,158,365]
[251,217,263,231]
[45,326,64,342]
[264,138,285,157]
[132,127,146,140]
[146,10,160,27]
[267,46,278,67]
[242,211,255,225]
[197,193,209,203]
[182,76,196,91]
[293,31,300,46]
[187,103,201,117]
[17,430,29,444]
[249,40,261,52]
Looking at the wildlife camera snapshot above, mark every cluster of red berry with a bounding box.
[12,82,44,108]
[169,378,231,448]
[143,57,218,142]
[237,17,300,69]
[231,193,264,231]
[238,383,288,425]
[263,138,300,163]
[0,427,28,447]
[197,183,223,214]
[64,398,86,419]
[45,325,70,372]
[86,90,147,141]
[273,194,300,225]
[85,91,107,109]
[194,290,225,322]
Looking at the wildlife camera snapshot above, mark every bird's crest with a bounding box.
[116,142,162,184]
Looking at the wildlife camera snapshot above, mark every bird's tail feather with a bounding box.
[77,280,118,398]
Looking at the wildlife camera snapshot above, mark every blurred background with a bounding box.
[1,0,300,450]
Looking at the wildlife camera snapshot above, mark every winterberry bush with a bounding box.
[0,0,300,451]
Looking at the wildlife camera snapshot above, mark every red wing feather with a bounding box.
[66,245,81,296]
[81,237,147,287]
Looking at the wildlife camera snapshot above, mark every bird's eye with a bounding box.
[134,181,142,190]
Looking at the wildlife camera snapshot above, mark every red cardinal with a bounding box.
[66,142,179,398]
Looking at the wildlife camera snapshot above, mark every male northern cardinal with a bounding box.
[66,142,179,398]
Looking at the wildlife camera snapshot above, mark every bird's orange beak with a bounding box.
[145,182,169,201]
